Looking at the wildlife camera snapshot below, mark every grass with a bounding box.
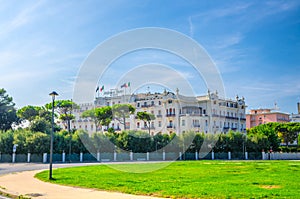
[35,160,300,199]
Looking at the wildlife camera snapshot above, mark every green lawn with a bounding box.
[35,161,300,199]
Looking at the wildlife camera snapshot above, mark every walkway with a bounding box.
[0,169,164,199]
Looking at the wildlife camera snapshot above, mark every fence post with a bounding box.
[179,152,182,160]
[80,152,83,162]
[212,151,214,160]
[245,152,248,160]
[195,151,199,160]
[228,151,231,160]
[43,153,47,163]
[114,151,117,161]
[62,152,66,163]
[262,151,265,160]
[130,151,133,161]
[163,150,166,161]
[27,153,31,163]
[12,153,16,163]
[97,151,100,162]
[146,152,149,161]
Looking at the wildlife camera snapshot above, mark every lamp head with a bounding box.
[49,91,58,100]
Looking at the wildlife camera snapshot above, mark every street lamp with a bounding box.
[49,91,58,180]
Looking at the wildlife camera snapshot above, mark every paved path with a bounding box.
[0,164,165,199]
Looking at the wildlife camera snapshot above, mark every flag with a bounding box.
[100,85,104,92]
[127,82,131,87]
[96,86,99,92]
[121,83,127,88]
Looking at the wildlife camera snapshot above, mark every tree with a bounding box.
[95,106,113,128]
[0,88,18,131]
[112,104,135,130]
[46,99,79,162]
[81,108,100,132]
[29,117,51,134]
[136,111,155,134]
[46,100,78,132]
[247,122,281,151]
[0,130,14,153]
[276,123,299,147]
[17,105,42,122]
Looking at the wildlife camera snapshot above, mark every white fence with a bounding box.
[263,152,300,160]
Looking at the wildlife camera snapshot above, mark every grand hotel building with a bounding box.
[64,90,247,136]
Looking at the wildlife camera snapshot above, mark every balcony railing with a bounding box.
[156,114,163,118]
[166,114,176,117]
[141,104,155,108]
[167,125,174,128]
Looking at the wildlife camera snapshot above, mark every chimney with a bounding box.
[298,102,300,114]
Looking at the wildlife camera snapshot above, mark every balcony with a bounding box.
[141,126,155,130]
[141,104,155,108]
[225,116,239,120]
[193,125,201,128]
[166,114,176,117]
[156,114,163,118]
[167,125,174,129]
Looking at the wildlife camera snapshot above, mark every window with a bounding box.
[203,109,206,115]
[158,121,162,127]
[151,111,154,114]
[205,120,208,126]
[137,122,140,128]
[151,122,154,128]
[158,110,161,115]
[158,101,161,105]
[144,122,147,128]
[137,103,140,107]
[151,101,154,106]
[168,100,172,104]
[182,120,185,126]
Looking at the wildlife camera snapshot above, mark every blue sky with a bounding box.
[1,0,299,113]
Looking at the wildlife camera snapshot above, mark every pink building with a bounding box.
[246,108,290,129]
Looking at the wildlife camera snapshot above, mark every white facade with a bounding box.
[61,90,246,136]
[290,102,300,123]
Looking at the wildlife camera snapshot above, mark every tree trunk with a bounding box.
[148,121,151,135]
[123,116,126,130]
[67,118,72,162]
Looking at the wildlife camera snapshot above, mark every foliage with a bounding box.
[94,106,112,127]
[136,111,155,134]
[112,104,135,130]
[29,117,52,134]
[46,99,78,131]
[17,105,42,122]
[275,122,300,147]
[0,88,18,131]
[36,161,300,199]
[1,122,299,155]
[0,130,14,153]
[81,108,99,131]
[247,122,281,151]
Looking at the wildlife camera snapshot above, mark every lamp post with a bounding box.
[49,91,58,180]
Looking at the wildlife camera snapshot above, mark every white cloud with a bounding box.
[0,1,44,38]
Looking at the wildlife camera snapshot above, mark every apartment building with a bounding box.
[64,89,246,135]
[246,108,290,129]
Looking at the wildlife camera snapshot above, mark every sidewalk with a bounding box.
[0,170,164,199]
